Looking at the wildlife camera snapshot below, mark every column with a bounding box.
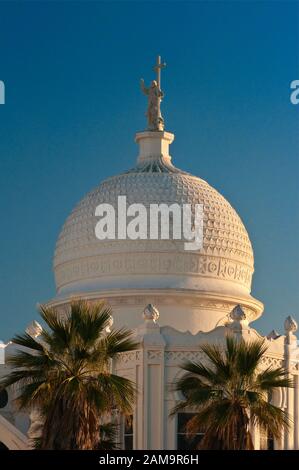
[294,375,299,450]
[285,385,294,449]
[136,305,166,450]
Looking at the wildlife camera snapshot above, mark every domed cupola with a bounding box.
[51,56,263,332]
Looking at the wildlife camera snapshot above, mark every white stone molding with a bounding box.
[260,356,284,368]
[284,316,298,345]
[25,320,43,338]
[0,414,30,450]
[47,289,263,333]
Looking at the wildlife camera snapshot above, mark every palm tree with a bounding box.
[1,300,138,450]
[172,336,293,450]
[97,422,120,450]
[33,422,120,450]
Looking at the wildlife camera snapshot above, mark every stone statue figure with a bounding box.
[140,56,166,131]
[140,79,164,131]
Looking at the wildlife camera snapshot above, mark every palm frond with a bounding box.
[97,373,136,414]
[70,301,112,346]
[38,304,71,353]
[10,333,44,351]
[235,339,267,377]
[104,328,139,357]
[179,361,219,385]
[256,366,294,390]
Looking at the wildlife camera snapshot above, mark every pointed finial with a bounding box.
[143,304,160,323]
[105,315,114,333]
[284,315,298,334]
[226,305,248,332]
[230,305,246,322]
[267,330,280,340]
[140,56,166,131]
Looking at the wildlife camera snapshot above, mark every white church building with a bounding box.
[0,58,298,450]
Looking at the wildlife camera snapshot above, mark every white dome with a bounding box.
[52,131,262,332]
[54,134,253,294]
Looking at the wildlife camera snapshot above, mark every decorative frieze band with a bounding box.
[55,252,253,290]
[115,350,286,369]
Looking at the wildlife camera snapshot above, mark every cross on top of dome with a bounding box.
[153,55,166,90]
[140,55,166,131]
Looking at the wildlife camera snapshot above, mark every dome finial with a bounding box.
[140,55,166,131]
[143,304,160,323]
[284,315,298,334]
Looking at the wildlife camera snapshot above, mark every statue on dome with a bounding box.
[140,56,166,131]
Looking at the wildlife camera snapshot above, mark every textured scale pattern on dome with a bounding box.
[54,162,254,294]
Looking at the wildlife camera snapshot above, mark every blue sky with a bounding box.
[0,1,298,340]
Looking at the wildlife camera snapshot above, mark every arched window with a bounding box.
[177,413,204,450]
[0,389,8,409]
[123,415,133,450]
